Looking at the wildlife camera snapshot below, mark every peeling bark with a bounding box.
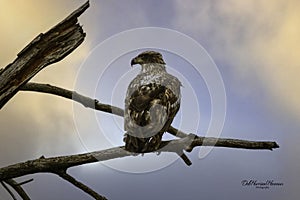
[0,1,89,109]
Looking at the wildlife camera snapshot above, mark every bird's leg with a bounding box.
[148,134,163,152]
[124,133,141,155]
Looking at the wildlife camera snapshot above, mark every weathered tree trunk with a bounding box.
[0,1,89,109]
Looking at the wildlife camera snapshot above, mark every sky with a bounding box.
[0,0,299,199]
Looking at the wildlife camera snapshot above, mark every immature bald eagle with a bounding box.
[124,51,181,153]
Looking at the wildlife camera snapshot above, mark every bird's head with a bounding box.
[131,51,166,66]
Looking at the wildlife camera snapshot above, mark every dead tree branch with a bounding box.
[4,179,31,200]
[20,82,279,151]
[13,179,34,186]
[0,135,279,181]
[1,181,17,200]
[19,82,279,167]
[0,1,89,109]
[20,82,185,138]
[21,82,124,117]
[56,171,107,200]
[1,82,280,199]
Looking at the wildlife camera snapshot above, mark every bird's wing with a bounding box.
[124,75,181,138]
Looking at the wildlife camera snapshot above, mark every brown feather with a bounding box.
[124,51,181,153]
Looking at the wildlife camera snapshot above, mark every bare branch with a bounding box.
[56,171,107,200]
[0,134,279,181]
[167,125,188,138]
[0,79,279,198]
[20,82,185,138]
[176,152,192,166]
[4,179,30,200]
[160,134,279,152]
[0,1,89,109]
[1,181,17,200]
[13,178,34,186]
[20,82,124,117]
[19,82,280,151]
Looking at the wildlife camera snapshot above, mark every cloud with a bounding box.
[254,2,300,117]
[172,0,300,119]
[173,1,300,198]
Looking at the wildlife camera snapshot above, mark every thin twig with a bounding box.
[14,178,34,186]
[176,152,192,166]
[1,181,17,200]
[56,171,107,200]
[5,179,31,200]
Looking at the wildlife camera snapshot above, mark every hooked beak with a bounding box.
[130,57,142,67]
[130,58,136,66]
